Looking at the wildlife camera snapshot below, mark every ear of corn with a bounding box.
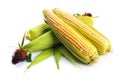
[53,8,111,54]
[26,23,51,41]
[43,9,99,64]
[23,31,60,52]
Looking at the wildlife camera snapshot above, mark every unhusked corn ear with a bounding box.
[26,23,51,41]
[53,8,112,54]
[23,31,60,52]
[43,9,99,64]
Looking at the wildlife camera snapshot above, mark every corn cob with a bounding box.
[43,9,99,64]
[23,31,60,52]
[26,23,51,41]
[53,8,111,54]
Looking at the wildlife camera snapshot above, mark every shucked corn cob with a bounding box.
[53,8,111,54]
[43,9,99,64]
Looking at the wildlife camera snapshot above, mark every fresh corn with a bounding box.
[26,23,51,41]
[23,31,60,52]
[53,8,111,54]
[43,9,99,64]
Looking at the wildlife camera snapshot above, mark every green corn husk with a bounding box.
[54,48,62,69]
[26,48,54,70]
[56,45,78,65]
[23,31,60,52]
[26,23,51,41]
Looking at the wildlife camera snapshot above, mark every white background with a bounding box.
[0,0,120,80]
